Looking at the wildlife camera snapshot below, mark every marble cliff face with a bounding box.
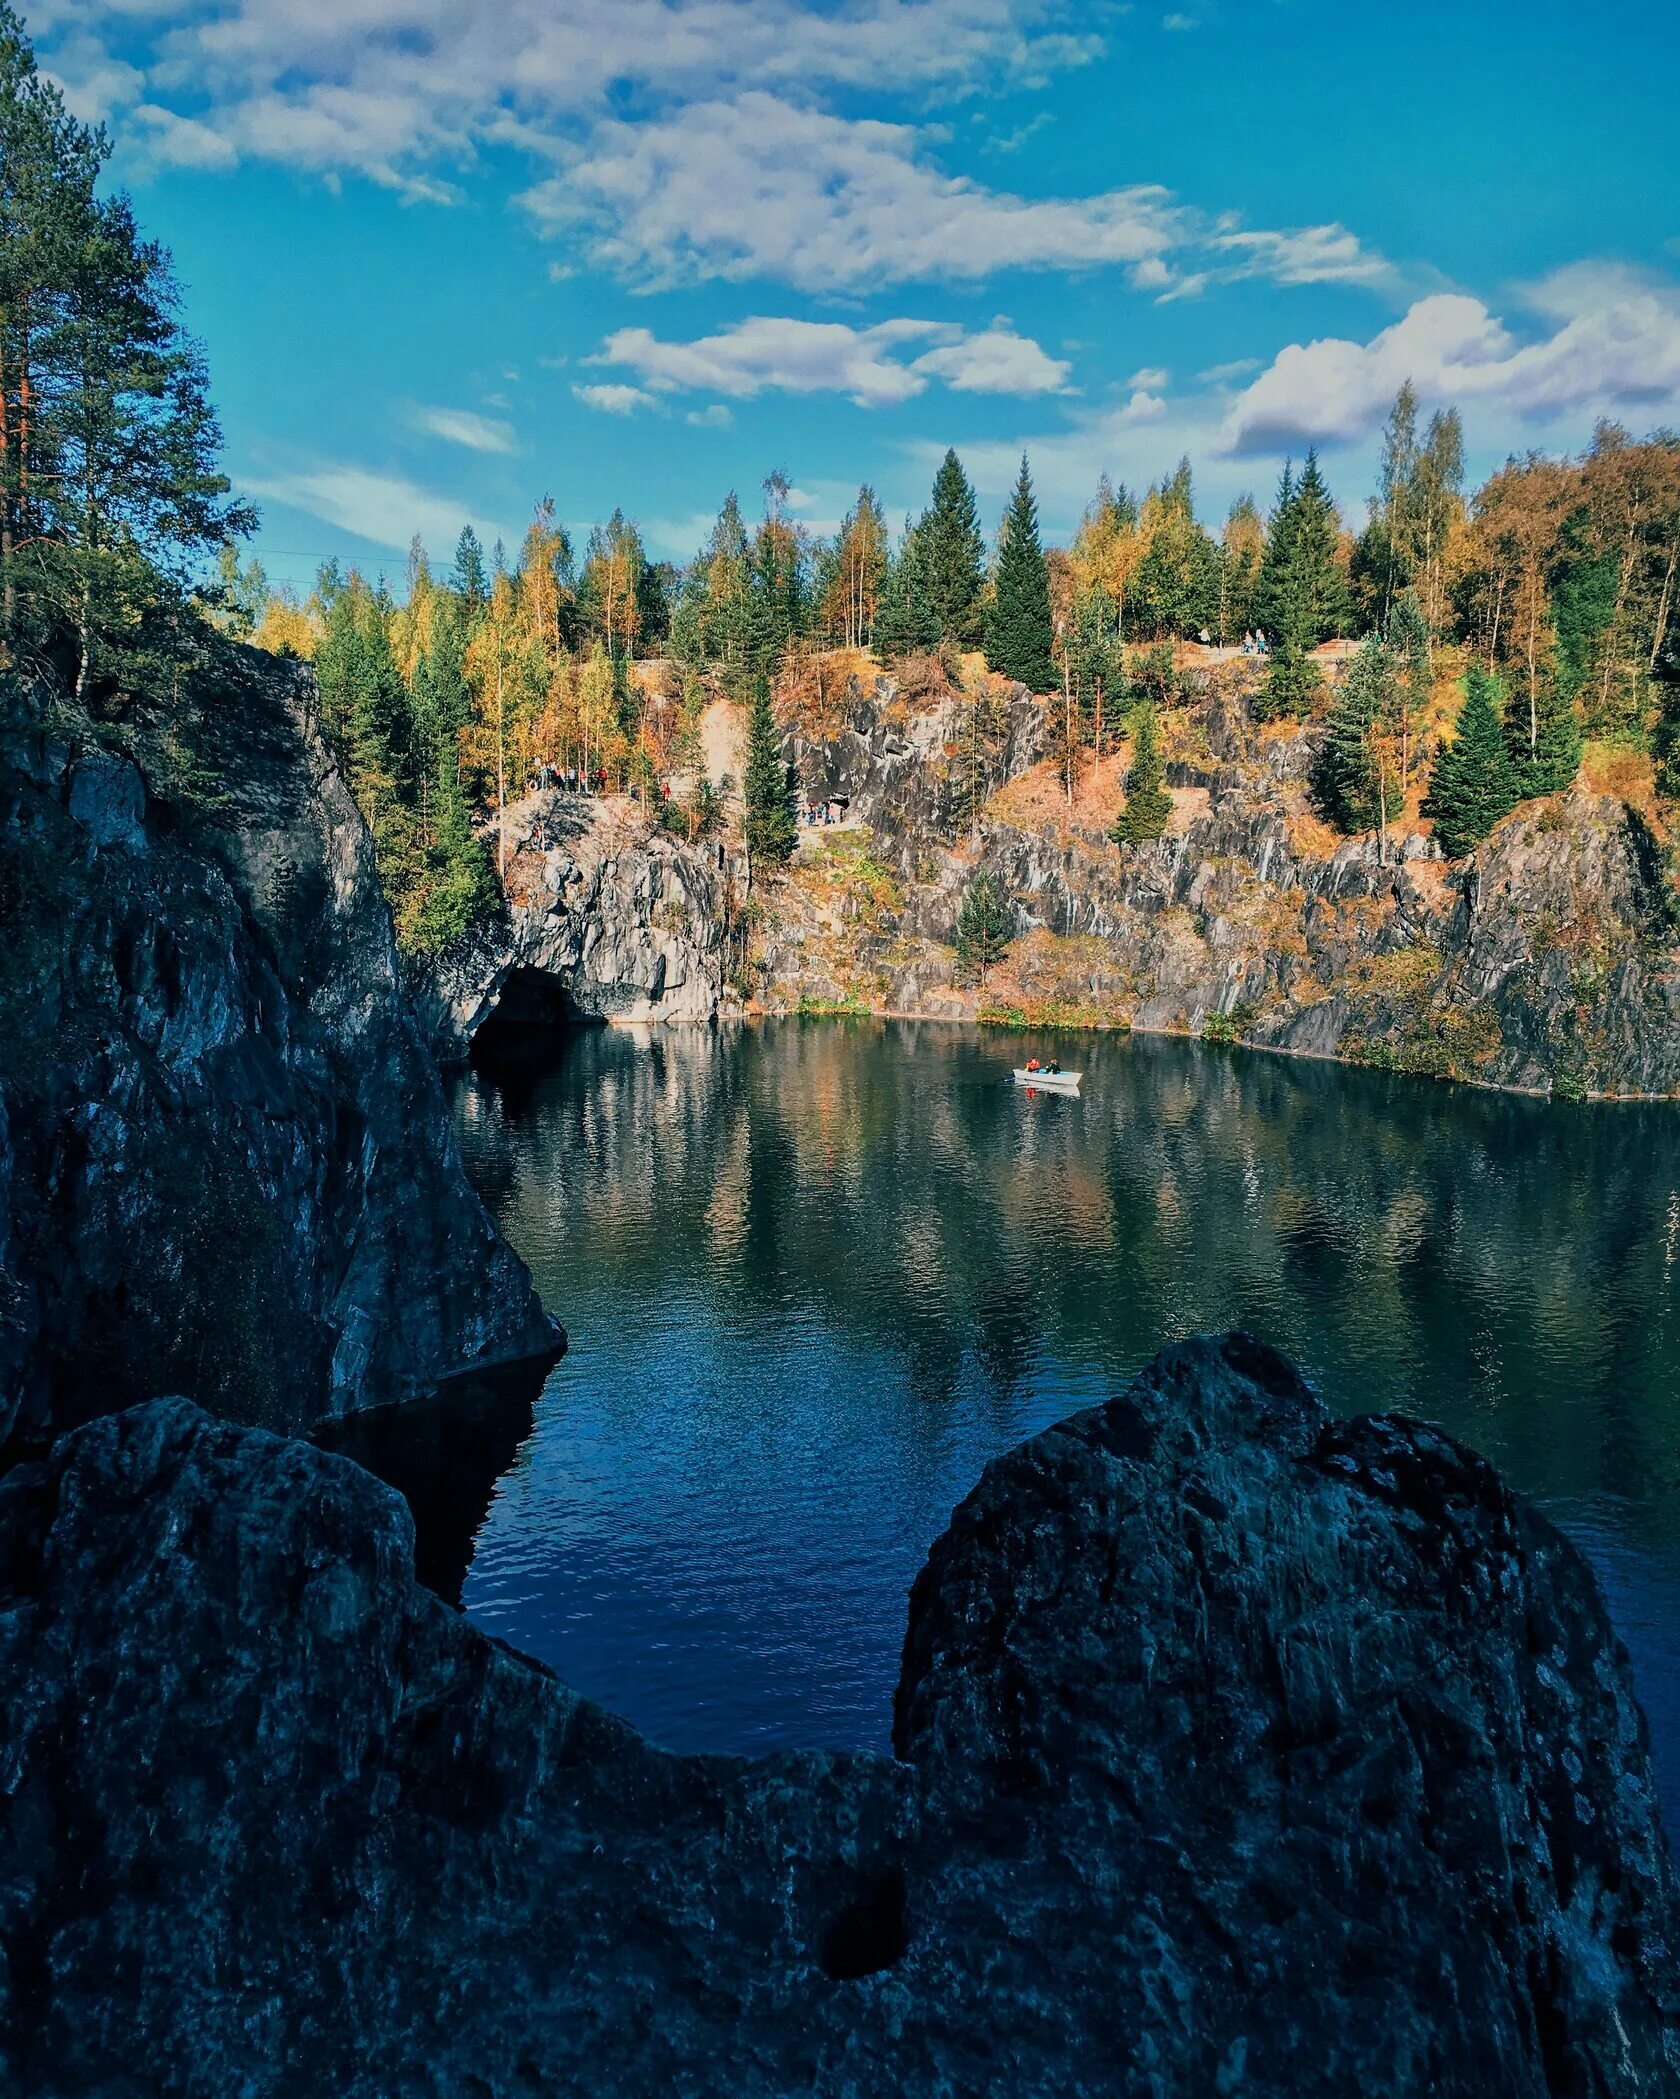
[420,670,1680,1099]
[0,1336,1673,2097]
[0,656,557,1459]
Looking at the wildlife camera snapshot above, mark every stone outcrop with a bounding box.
[413,791,734,1059]
[789,678,1042,843]
[763,682,1680,1096]
[0,657,558,1459]
[2,1335,1674,2096]
[396,671,1680,1095]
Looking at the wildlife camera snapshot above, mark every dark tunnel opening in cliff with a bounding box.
[470,967,605,1071]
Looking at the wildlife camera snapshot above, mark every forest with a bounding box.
[5,0,1680,958]
[218,404,1680,952]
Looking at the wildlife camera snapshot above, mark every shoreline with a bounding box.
[583,1003,1679,1116]
[597,1003,1678,1105]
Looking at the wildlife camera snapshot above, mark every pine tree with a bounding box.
[918,448,986,646]
[1509,682,1583,797]
[1251,642,1323,724]
[745,504,805,680]
[1311,636,1405,847]
[952,871,1012,985]
[872,524,939,661]
[1066,583,1124,757]
[1255,450,1350,651]
[984,455,1055,691]
[452,528,487,617]
[1425,667,1519,858]
[0,8,253,689]
[1130,459,1220,638]
[742,670,796,884]
[1655,618,1680,800]
[697,490,752,683]
[948,680,1006,840]
[1110,702,1173,844]
[1217,496,1263,643]
[1385,589,1431,795]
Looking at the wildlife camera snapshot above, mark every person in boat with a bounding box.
[1047,1060,1060,1074]
[1026,1057,1041,1072]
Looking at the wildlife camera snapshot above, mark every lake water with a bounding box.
[450,1019,1680,1832]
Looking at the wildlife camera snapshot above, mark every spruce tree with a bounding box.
[1252,460,1298,641]
[1110,702,1173,844]
[1254,450,1350,651]
[952,871,1012,986]
[1311,636,1404,841]
[1425,668,1519,858]
[984,455,1056,691]
[918,449,986,646]
[872,523,940,661]
[1251,642,1323,724]
[1506,670,1583,797]
[452,527,487,617]
[742,671,797,884]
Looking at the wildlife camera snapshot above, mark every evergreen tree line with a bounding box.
[242,407,1680,938]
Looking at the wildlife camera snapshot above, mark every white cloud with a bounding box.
[51,1,1103,187]
[909,327,1072,395]
[685,403,734,429]
[524,94,1190,292]
[980,111,1053,157]
[1218,266,1680,453]
[571,382,660,416]
[247,463,508,554]
[592,315,1070,406]
[47,3,1392,303]
[1162,13,1198,29]
[1127,365,1170,390]
[1199,356,1262,384]
[415,405,518,454]
[1208,223,1393,290]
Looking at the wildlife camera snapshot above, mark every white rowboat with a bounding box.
[1012,1068,1081,1093]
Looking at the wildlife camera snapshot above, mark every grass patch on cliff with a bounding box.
[788,834,904,925]
[1344,1004,1502,1081]
[978,995,1127,1031]
[794,991,871,1017]
[1346,943,1444,999]
[1202,1000,1258,1045]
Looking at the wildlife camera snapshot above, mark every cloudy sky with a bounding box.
[30,0,1680,584]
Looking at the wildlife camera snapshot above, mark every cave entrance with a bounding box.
[470,967,601,1069]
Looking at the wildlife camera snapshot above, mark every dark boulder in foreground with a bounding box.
[1,1336,1675,2095]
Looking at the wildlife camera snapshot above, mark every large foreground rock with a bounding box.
[1,1336,1673,2095]
[0,657,557,1456]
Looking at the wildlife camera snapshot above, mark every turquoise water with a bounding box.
[450,1020,1680,1830]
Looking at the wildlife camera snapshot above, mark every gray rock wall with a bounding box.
[768,682,1680,1096]
[414,792,735,1060]
[0,657,558,1458]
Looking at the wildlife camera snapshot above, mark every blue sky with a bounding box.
[29,0,1680,590]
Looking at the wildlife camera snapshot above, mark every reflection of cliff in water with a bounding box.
[451,1018,1680,1545]
[314,1357,551,1604]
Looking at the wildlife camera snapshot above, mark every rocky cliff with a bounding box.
[414,790,734,1061]
[0,657,558,1459]
[415,674,1680,1097]
[763,679,1680,1097]
[0,1335,1672,2096]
